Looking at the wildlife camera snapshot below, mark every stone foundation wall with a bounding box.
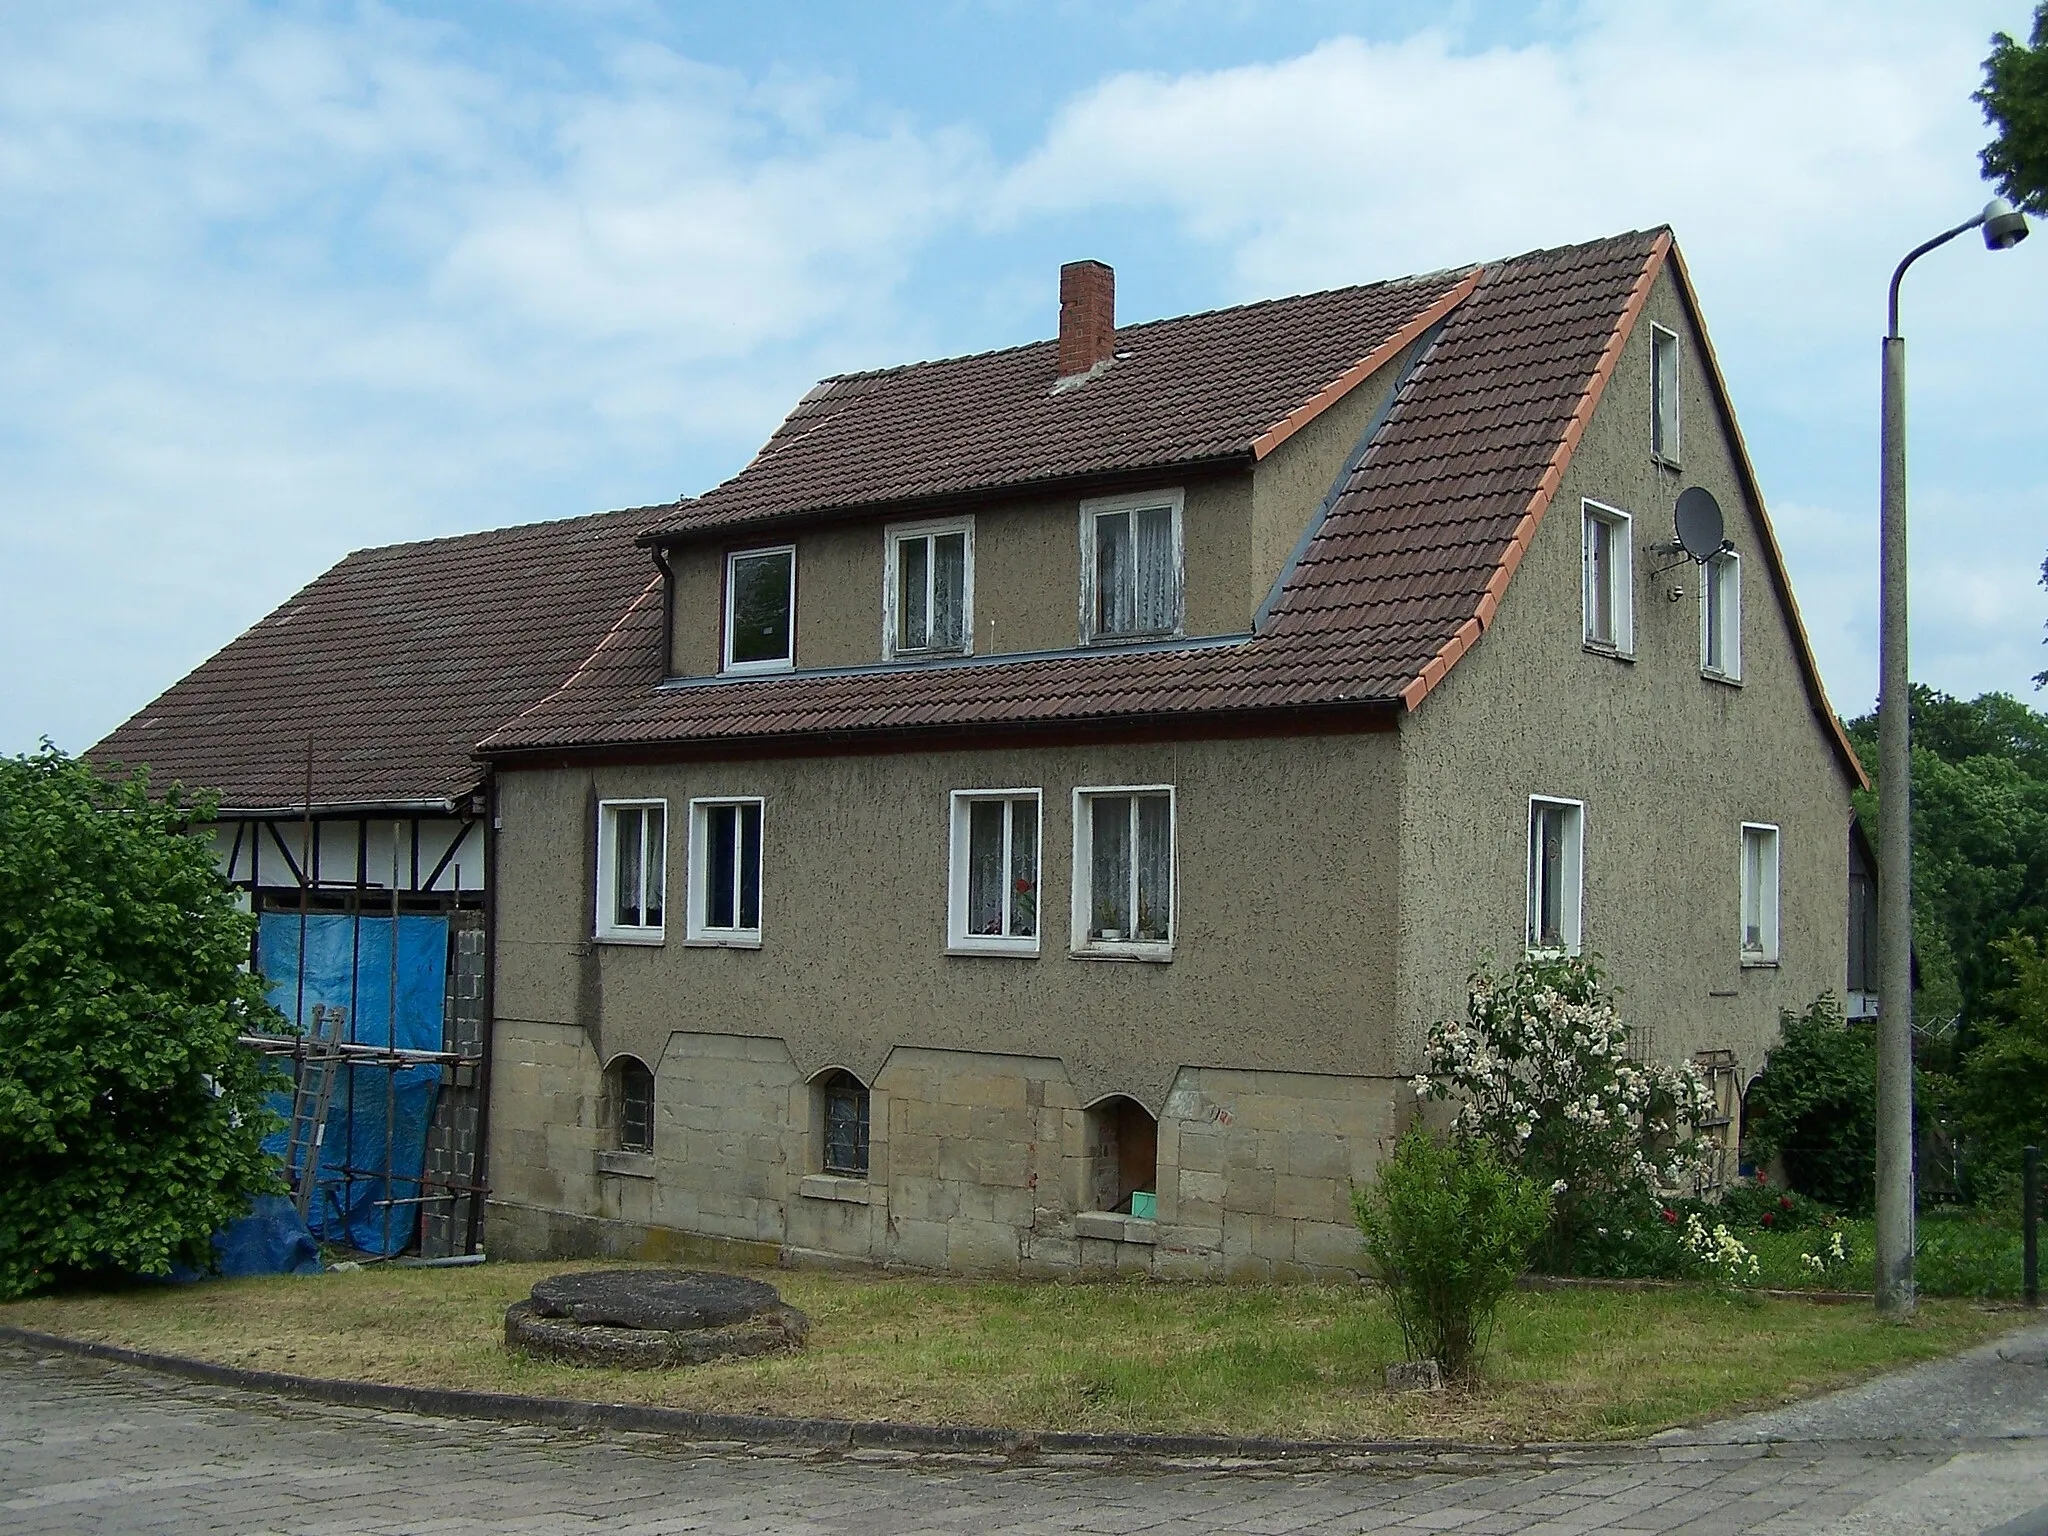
[486,1026,1403,1279]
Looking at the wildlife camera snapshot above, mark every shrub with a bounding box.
[1959,935,2048,1201]
[1680,1212,1760,1288]
[1352,1128,1551,1379]
[0,747,283,1298]
[1715,1172,1834,1234]
[1742,994,1878,1212]
[1414,954,1715,1265]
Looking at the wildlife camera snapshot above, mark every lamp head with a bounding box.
[1983,197,2030,251]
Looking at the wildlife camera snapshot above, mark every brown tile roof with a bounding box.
[481,231,1688,758]
[92,505,676,810]
[649,268,1480,537]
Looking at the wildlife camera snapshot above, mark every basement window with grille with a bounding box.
[817,1070,871,1177]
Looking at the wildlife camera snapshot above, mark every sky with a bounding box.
[3,0,2045,756]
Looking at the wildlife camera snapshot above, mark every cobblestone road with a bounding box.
[3,1332,2046,1535]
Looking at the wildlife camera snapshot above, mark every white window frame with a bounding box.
[722,545,797,675]
[686,796,765,948]
[1651,323,1681,465]
[1700,548,1742,683]
[1070,784,1176,961]
[883,516,975,661]
[594,798,666,944]
[1740,822,1781,966]
[1526,795,1585,957]
[1581,500,1634,656]
[947,789,1043,956]
[1079,488,1185,645]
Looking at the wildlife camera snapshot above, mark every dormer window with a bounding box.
[885,518,972,660]
[1081,490,1182,644]
[724,546,795,673]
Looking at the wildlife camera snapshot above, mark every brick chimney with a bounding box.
[1058,260,1116,379]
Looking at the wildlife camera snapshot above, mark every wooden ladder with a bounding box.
[285,1003,348,1221]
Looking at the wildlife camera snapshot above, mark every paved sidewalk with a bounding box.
[2,1325,2045,1535]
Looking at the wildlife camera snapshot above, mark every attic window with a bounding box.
[885,518,972,659]
[1582,501,1633,655]
[725,546,795,673]
[1651,325,1681,464]
[1081,491,1182,643]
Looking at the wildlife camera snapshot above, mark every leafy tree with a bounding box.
[1958,935,2048,1198]
[1844,688,2048,1028]
[0,747,282,1298]
[1978,5,2048,216]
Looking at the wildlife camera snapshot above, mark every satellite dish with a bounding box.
[1673,487,1727,563]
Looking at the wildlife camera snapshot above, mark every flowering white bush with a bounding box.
[1414,956,1718,1229]
[1801,1229,1855,1284]
[1683,1212,1761,1287]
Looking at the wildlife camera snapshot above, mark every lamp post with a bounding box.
[1875,197,2029,1317]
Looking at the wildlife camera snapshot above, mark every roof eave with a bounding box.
[638,453,1256,549]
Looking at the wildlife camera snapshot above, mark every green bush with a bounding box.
[1959,936,2048,1200]
[1715,1173,1835,1235]
[1917,1208,2027,1300]
[0,747,283,1298]
[1742,995,1878,1212]
[1353,1128,1551,1379]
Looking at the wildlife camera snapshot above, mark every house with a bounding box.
[91,505,677,1254]
[465,230,1866,1278]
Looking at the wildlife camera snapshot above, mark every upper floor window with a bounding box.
[948,790,1040,954]
[1651,324,1680,463]
[1527,796,1584,955]
[725,546,795,673]
[1582,501,1633,654]
[1701,549,1742,681]
[1741,822,1780,965]
[885,519,973,659]
[1073,786,1173,956]
[688,797,763,946]
[1081,491,1182,643]
[595,800,665,942]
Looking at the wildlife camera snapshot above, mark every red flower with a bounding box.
[1756,1170,1769,1185]
[1661,1207,1678,1223]
[1779,1195,1794,1210]
[1761,1211,1775,1226]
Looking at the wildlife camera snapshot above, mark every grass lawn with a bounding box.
[1738,1209,2027,1298]
[0,1263,2018,1444]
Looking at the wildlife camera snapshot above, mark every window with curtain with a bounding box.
[1083,494,1181,641]
[1075,788,1173,951]
[887,520,972,657]
[949,791,1040,952]
[596,800,665,941]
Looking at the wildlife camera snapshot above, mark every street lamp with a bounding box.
[1876,197,2028,1317]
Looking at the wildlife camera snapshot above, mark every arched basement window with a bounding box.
[606,1056,655,1154]
[817,1069,870,1178]
[1086,1095,1157,1217]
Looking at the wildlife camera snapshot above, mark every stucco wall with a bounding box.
[1393,265,1857,1090]
[493,729,1404,1107]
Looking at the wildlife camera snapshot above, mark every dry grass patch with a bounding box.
[0,1262,2014,1443]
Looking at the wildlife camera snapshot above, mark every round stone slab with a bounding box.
[527,1269,784,1332]
[504,1297,808,1369]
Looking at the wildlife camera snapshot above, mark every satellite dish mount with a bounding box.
[1650,486,1732,574]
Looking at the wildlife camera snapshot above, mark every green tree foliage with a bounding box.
[1958,936,2048,1197]
[1978,4,2048,216]
[0,747,282,1298]
[1742,995,1877,1212]
[1352,1128,1550,1379]
[1844,688,2048,1027]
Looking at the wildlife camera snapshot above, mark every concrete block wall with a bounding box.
[486,1026,1402,1279]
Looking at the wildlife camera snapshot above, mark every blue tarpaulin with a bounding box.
[171,1196,323,1281]
[257,912,448,1256]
